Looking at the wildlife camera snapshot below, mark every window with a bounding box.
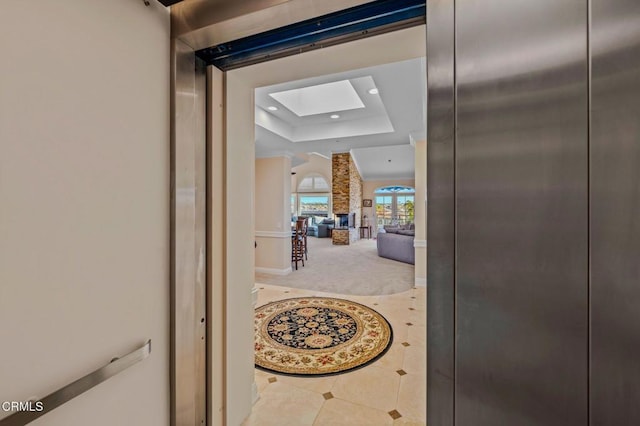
[375,195,393,224]
[294,173,331,217]
[374,186,415,226]
[297,173,330,192]
[298,195,330,217]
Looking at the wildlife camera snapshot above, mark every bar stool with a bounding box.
[301,217,309,260]
[291,218,306,270]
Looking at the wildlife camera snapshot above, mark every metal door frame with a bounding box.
[170,1,427,425]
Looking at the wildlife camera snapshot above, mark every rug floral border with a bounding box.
[254,297,393,377]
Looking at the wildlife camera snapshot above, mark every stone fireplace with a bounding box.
[331,153,363,245]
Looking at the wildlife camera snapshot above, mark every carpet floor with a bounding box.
[255,237,415,295]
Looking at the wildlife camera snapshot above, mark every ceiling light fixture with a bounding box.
[331,114,340,119]
[368,88,379,95]
[268,106,278,111]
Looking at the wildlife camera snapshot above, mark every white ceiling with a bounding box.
[254,56,426,180]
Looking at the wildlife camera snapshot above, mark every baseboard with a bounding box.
[413,239,427,248]
[415,277,427,287]
[255,266,292,276]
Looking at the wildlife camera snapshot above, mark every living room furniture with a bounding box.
[305,217,318,237]
[292,215,318,237]
[359,225,372,239]
[291,218,307,270]
[317,219,335,238]
[376,230,415,264]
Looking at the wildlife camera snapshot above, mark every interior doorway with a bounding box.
[222,25,426,424]
[171,7,427,425]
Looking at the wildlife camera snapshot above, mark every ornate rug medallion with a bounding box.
[254,297,393,376]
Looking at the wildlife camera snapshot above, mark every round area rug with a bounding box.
[254,297,393,376]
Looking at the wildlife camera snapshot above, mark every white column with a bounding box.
[255,156,293,275]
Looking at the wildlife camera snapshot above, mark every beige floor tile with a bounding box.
[286,287,316,296]
[407,325,426,347]
[412,289,426,306]
[276,374,338,394]
[376,302,414,316]
[256,288,287,305]
[374,341,406,371]
[393,417,426,425]
[382,290,415,301]
[402,345,426,376]
[255,369,270,378]
[242,381,325,426]
[331,365,401,412]
[407,311,426,327]
[410,303,426,314]
[396,374,426,423]
[389,323,409,343]
[255,372,270,392]
[378,310,410,321]
[314,398,393,426]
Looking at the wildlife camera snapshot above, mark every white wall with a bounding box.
[0,2,170,425]
[225,72,257,426]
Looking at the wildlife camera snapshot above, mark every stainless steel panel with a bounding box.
[591,0,640,423]
[171,0,289,38]
[171,38,207,426]
[206,65,226,426]
[194,54,207,426]
[426,0,455,424]
[455,0,588,425]
[0,341,151,426]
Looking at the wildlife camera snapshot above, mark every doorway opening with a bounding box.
[229,26,427,424]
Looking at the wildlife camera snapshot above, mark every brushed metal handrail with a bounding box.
[0,340,151,426]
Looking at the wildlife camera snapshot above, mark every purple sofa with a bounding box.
[376,230,415,265]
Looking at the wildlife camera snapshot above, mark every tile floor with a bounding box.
[242,283,426,426]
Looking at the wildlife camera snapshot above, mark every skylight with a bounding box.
[269,80,365,117]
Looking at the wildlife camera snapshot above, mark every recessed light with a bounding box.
[330,114,340,119]
[268,106,278,111]
[368,88,379,95]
